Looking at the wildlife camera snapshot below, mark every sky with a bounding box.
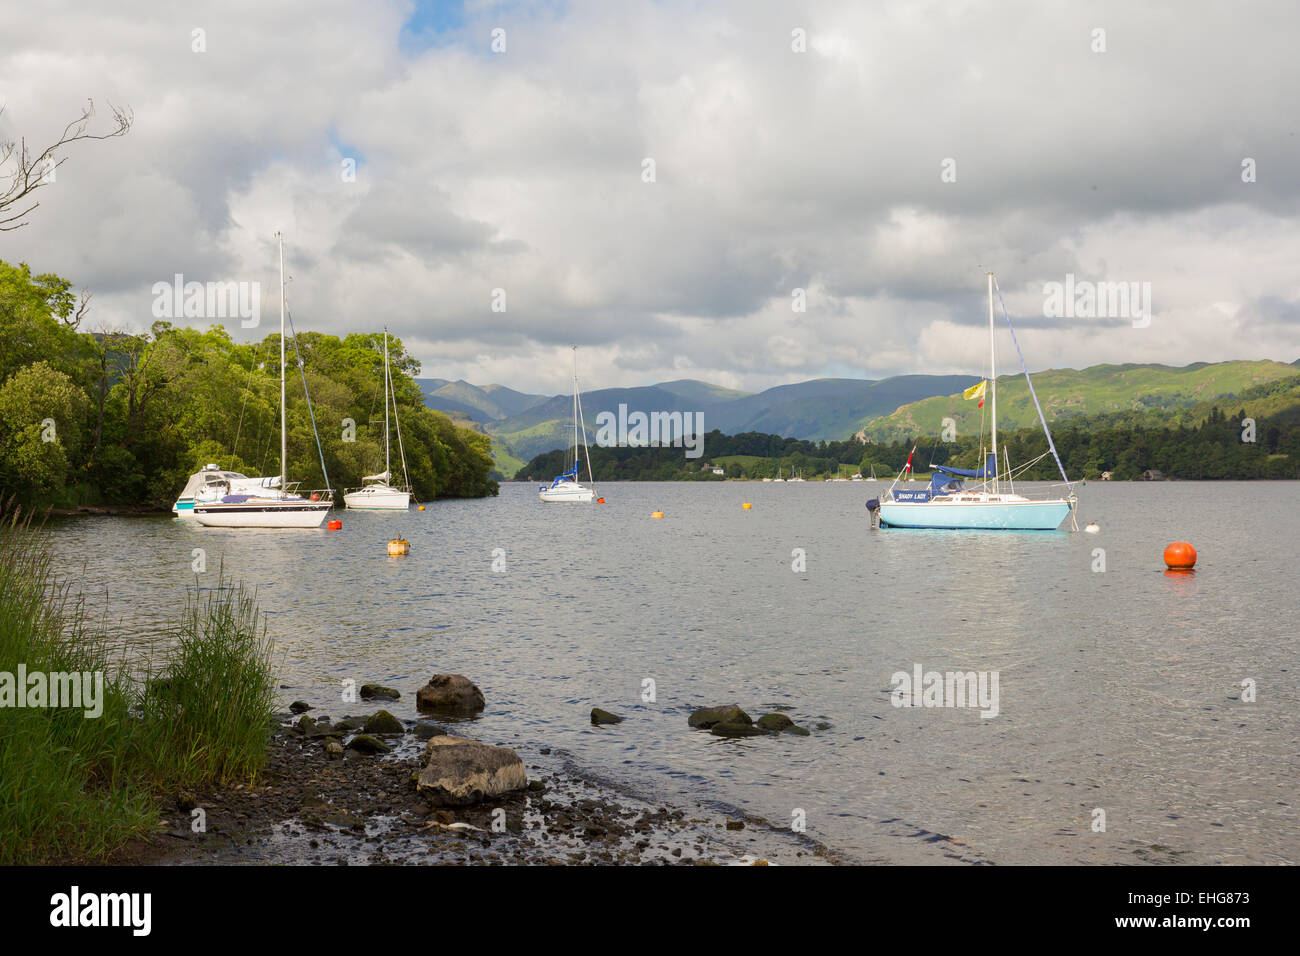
[2,0,1299,396]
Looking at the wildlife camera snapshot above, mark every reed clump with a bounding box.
[0,508,276,863]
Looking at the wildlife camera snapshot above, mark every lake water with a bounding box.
[48,480,1299,864]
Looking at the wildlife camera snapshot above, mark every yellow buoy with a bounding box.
[388,538,410,556]
[741,502,752,510]
[651,511,664,519]
[418,505,425,511]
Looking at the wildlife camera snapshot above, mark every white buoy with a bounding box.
[1084,521,1100,534]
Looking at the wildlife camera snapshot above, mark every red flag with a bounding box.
[978,397,985,409]
[904,449,915,472]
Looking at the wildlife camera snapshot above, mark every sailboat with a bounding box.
[193,234,334,529]
[344,328,411,510]
[539,347,597,502]
[868,273,1077,531]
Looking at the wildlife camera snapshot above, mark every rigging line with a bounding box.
[992,277,1072,491]
[388,347,411,493]
[575,369,596,496]
[285,307,332,494]
[232,342,259,462]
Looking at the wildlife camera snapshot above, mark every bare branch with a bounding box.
[0,98,133,231]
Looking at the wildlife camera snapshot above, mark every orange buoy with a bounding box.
[651,511,664,519]
[741,502,752,510]
[418,505,425,511]
[327,519,342,530]
[597,497,605,503]
[1163,541,1197,570]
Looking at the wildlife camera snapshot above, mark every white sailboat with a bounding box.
[344,328,412,510]
[193,234,333,529]
[868,272,1077,531]
[539,347,596,502]
[173,465,280,517]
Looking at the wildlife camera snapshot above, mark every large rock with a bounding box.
[590,708,624,725]
[756,713,793,732]
[363,710,404,735]
[417,736,527,806]
[416,674,485,716]
[688,704,751,729]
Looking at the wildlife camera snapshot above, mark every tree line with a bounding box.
[0,257,498,508]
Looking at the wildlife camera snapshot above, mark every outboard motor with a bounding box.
[865,497,880,528]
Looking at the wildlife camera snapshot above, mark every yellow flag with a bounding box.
[963,380,986,401]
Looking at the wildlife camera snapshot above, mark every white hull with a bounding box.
[539,481,594,502]
[344,485,410,510]
[193,500,332,528]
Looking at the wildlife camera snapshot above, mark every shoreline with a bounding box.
[101,711,841,866]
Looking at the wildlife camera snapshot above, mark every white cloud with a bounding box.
[3,0,1298,394]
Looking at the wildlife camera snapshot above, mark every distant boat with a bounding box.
[539,347,596,502]
[344,328,411,510]
[869,273,1077,531]
[193,234,333,529]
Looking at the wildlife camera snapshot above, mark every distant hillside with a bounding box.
[473,374,974,461]
[703,375,975,440]
[415,378,548,422]
[858,361,1299,443]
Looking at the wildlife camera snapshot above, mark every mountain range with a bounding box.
[417,359,1300,474]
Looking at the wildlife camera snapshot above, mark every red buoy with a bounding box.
[327,519,342,530]
[1163,541,1196,570]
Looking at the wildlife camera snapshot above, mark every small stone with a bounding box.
[755,713,794,732]
[590,708,624,725]
[289,700,312,714]
[688,704,751,729]
[176,791,198,813]
[324,739,344,759]
[725,820,745,831]
[360,684,401,700]
[710,721,765,738]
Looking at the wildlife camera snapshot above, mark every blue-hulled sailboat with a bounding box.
[868,273,1077,531]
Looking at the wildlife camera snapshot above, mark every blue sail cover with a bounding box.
[541,461,580,491]
[928,453,996,494]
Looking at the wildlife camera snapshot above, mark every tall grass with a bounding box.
[0,509,277,864]
[142,581,276,787]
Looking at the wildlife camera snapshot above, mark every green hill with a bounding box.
[858,361,1299,443]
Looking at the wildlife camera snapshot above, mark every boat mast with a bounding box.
[383,328,391,477]
[572,346,579,473]
[279,232,287,493]
[987,271,998,494]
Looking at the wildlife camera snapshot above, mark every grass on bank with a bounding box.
[0,508,277,864]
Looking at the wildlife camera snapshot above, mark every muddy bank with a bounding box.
[107,713,840,866]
